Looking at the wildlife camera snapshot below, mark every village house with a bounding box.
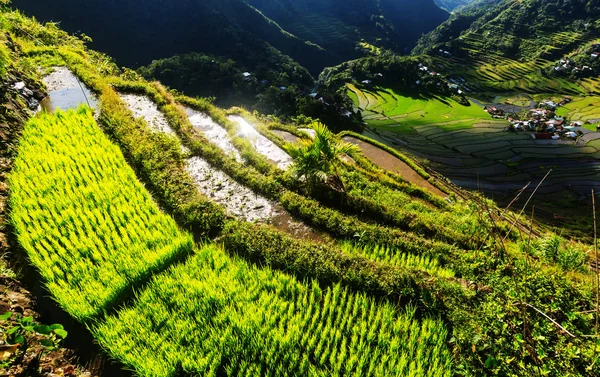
[484,106,505,117]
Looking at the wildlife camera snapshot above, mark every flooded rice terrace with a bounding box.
[228,115,294,170]
[119,93,190,154]
[38,67,321,240]
[186,156,273,222]
[185,107,242,162]
[42,67,98,112]
[118,94,319,238]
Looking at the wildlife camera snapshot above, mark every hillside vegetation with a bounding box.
[412,0,600,95]
[434,0,478,12]
[11,0,449,78]
[0,6,599,377]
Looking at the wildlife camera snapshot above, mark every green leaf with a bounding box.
[40,339,55,348]
[53,329,68,339]
[23,326,35,332]
[34,324,52,335]
[484,356,498,369]
[0,311,12,321]
[11,334,25,346]
[20,316,33,324]
[49,324,64,331]
[7,326,19,335]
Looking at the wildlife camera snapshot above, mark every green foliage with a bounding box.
[138,51,313,112]
[287,122,360,190]
[0,311,66,368]
[94,244,453,377]
[339,241,455,278]
[9,107,194,321]
[0,312,67,348]
[5,8,600,376]
[534,234,590,272]
[222,221,460,310]
[0,38,10,77]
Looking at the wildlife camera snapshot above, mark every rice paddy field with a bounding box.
[347,83,497,133]
[9,107,194,321]
[347,83,600,205]
[10,108,453,376]
[95,244,452,377]
[556,96,600,125]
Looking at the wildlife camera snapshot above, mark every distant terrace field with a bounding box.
[347,83,502,133]
[430,31,600,95]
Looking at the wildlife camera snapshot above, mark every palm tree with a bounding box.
[287,123,360,192]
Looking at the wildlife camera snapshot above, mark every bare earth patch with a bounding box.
[343,136,446,197]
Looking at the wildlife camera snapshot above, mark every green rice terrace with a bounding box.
[347,81,600,216]
[1,8,600,377]
[428,31,600,95]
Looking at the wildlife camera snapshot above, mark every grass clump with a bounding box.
[9,107,194,321]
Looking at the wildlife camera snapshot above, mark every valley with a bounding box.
[0,1,599,377]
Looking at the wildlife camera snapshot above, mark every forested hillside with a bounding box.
[414,0,600,59]
[10,0,333,75]
[434,0,477,12]
[247,0,448,60]
[12,0,449,76]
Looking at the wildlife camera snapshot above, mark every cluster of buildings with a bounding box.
[490,97,591,140]
[553,44,600,75]
[591,43,600,59]
[553,58,594,75]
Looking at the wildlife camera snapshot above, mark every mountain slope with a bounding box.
[433,0,478,12]
[11,0,449,78]
[10,0,334,76]
[414,0,600,59]
[412,0,600,94]
[247,0,449,59]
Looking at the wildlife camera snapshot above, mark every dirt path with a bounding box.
[343,136,447,197]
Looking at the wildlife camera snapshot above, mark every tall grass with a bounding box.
[95,244,453,377]
[9,107,194,321]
